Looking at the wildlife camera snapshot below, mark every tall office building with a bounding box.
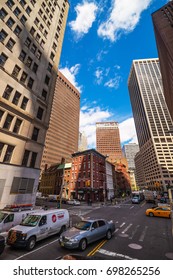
[96,122,122,163]
[78,131,88,151]
[0,0,69,208]
[152,1,173,121]
[40,70,80,171]
[128,59,173,190]
[122,143,139,170]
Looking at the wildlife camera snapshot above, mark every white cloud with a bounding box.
[104,75,122,89]
[96,50,108,61]
[98,0,152,41]
[119,117,138,144]
[80,105,112,148]
[59,64,82,92]
[69,1,98,39]
[95,68,104,85]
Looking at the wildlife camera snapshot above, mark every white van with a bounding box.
[0,204,35,234]
[7,209,69,251]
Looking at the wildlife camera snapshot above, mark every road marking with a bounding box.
[130,206,134,209]
[140,201,146,207]
[129,225,140,239]
[128,243,142,250]
[87,239,107,256]
[98,248,137,260]
[122,223,132,234]
[139,226,148,242]
[115,228,119,233]
[119,222,125,228]
[15,238,60,260]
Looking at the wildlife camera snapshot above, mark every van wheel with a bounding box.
[26,237,36,251]
[60,225,66,234]
[106,229,112,240]
[79,239,87,251]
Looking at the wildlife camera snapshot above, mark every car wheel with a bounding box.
[79,239,87,251]
[59,225,66,234]
[149,212,154,217]
[26,236,36,251]
[106,230,112,240]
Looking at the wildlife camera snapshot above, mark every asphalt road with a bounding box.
[0,200,173,260]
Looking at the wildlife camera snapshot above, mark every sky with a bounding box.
[59,0,170,149]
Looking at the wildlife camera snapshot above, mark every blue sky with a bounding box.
[59,0,169,148]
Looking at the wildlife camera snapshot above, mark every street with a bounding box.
[0,199,172,260]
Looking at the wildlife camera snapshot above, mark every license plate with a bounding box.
[61,242,64,246]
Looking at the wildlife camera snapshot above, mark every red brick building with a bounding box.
[69,149,107,202]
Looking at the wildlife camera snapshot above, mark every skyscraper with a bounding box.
[128,59,173,190]
[0,0,69,208]
[152,1,173,121]
[96,121,122,163]
[122,143,139,170]
[40,70,80,171]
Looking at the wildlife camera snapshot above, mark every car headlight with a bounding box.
[69,238,79,242]
[21,233,27,240]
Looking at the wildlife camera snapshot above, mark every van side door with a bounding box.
[37,215,49,241]
[2,214,15,232]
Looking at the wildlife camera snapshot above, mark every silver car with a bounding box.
[66,199,80,206]
[59,218,115,251]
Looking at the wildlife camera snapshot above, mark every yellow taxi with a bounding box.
[146,206,171,218]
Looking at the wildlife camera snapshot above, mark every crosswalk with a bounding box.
[114,221,148,243]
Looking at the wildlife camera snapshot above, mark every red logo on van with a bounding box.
[52,214,56,223]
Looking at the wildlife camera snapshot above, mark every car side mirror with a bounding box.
[91,227,95,231]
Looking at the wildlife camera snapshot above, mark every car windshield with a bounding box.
[75,221,91,230]
[20,215,41,227]
[0,212,8,223]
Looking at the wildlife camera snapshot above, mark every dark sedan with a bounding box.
[59,218,115,251]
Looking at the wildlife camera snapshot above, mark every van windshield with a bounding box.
[0,212,8,223]
[20,215,41,227]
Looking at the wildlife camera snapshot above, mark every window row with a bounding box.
[1,9,27,26]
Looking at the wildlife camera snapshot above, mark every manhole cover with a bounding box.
[128,243,142,250]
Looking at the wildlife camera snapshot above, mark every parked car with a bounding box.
[146,206,171,218]
[66,199,80,206]
[59,218,115,251]
[0,235,5,255]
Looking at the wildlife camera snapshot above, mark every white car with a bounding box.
[66,199,80,206]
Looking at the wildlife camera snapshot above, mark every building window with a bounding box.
[22,149,30,166]
[0,8,8,20]
[30,152,37,168]
[6,37,16,50]
[13,7,21,17]
[36,50,42,60]
[31,127,39,141]
[0,29,8,43]
[50,51,55,61]
[26,56,32,68]
[12,65,21,78]
[21,96,29,110]
[52,42,57,51]
[27,77,34,89]
[3,114,14,129]
[0,142,5,157]
[37,107,44,120]
[40,39,45,48]
[26,6,32,15]
[35,33,40,42]
[39,24,44,32]
[44,75,50,86]
[6,0,14,9]
[20,15,27,25]
[30,0,36,6]
[3,145,15,163]
[6,17,15,29]
[44,30,48,38]
[47,63,52,73]
[42,89,47,100]
[30,44,37,54]
[19,50,26,61]
[13,118,22,133]
[20,71,28,83]
[30,27,36,36]
[19,0,26,8]
[0,110,4,121]
[34,17,39,26]
[0,53,8,66]
[32,62,38,73]
[24,37,31,47]
[2,85,13,100]
[14,25,22,36]
[12,91,21,105]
